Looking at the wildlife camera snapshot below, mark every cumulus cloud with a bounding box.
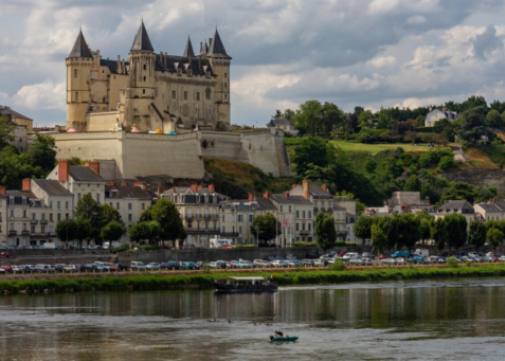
[1,0,505,125]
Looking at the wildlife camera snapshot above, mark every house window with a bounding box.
[23,210,27,218]
[143,64,147,71]
[237,214,243,222]
[141,203,145,210]
[184,91,188,100]
[205,88,211,100]
[196,92,200,101]
[32,213,35,220]
[65,201,69,210]
[172,90,177,99]
[116,202,120,210]
[57,214,61,222]
[49,213,53,222]
[128,203,132,210]
[296,223,299,231]
[296,210,300,218]
[57,201,61,210]
[128,214,132,222]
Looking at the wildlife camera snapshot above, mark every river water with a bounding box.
[1,278,505,360]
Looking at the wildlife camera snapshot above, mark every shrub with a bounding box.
[447,256,459,268]
[329,259,346,271]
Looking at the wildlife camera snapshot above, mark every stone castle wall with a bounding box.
[53,129,290,180]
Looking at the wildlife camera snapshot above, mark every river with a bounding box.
[1,278,505,360]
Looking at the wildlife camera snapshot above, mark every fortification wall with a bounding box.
[53,129,290,179]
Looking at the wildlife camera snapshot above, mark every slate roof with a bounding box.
[208,28,231,59]
[69,165,104,182]
[131,21,154,52]
[439,200,474,214]
[477,203,501,213]
[271,194,312,206]
[68,30,93,58]
[155,54,213,76]
[289,183,332,199]
[33,179,72,197]
[183,36,195,58]
[106,184,151,200]
[0,106,32,121]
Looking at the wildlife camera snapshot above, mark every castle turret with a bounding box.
[66,30,93,130]
[125,20,157,131]
[183,36,195,58]
[206,28,231,127]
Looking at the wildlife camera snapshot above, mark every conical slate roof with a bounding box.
[183,36,195,58]
[131,20,154,52]
[68,30,93,58]
[208,28,230,58]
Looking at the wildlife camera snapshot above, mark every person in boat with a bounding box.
[275,330,284,337]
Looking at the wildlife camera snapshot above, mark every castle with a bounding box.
[54,22,290,180]
[66,21,231,132]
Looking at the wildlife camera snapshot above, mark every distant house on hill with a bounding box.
[425,108,458,127]
[0,105,33,151]
[267,117,299,136]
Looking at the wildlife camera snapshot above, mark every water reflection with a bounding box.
[1,278,505,360]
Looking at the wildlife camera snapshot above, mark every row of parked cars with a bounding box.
[3,250,505,274]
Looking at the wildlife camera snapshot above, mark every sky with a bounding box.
[2,0,505,127]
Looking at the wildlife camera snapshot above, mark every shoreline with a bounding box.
[2,264,505,295]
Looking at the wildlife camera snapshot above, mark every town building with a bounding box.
[267,117,299,136]
[424,108,458,127]
[0,105,33,151]
[437,200,475,223]
[365,191,432,216]
[161,184,228,248]
[66,21,231,133]
[104,182,152,227]
[474,200,505,221]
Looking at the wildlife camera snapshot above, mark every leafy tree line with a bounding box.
[354,213,505,252]
[290,137,495,205]
[276,95,505,146]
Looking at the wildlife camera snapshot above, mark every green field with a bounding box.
[330,140,444,154]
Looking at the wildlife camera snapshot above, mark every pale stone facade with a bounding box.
[66,22,231,133]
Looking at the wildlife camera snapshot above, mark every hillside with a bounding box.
[204,159,294,199]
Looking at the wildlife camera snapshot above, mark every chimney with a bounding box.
[208,184,215,193]
[248,192,255,202]
[86,160,100,176]
[58,160,69,183]
[0,185,5,195]
[22,178,31,192]
[263,191,271,200]
[302,179,310,199]
[190,183,199,193]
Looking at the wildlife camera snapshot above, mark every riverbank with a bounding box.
[2,264,505,294]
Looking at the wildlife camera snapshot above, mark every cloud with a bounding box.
[1,0,505,125]
[13,81,65,111]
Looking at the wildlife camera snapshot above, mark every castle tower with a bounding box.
[66,30,93,130]
[206,28,231,127]
[125,20,157,131]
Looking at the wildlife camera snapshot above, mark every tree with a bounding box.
[102,203,123,225]
[292,137,333,175]
[354,215,374,245]
[100,220,126,250]
[486,227,504,250]
[434,214,467,250]
[468,221,486,250]
[27,134,56,174]
[251,213,279,247]
[0,115,14,149]
[142,199,185,248]
[486,109,503,128]
[129,221,161,244]
[315,213,336,250]
[75,218,91,248]
[371,218,392,252]
[56,219,78,248]
[75,194,104,243]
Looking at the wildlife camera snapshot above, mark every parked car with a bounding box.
[179,261,199,270]
[160,261,179,270]
[146,262,161,271]
[130,261,146,271]
[63,264,78,273]
[342,252,360,261]
[0,251,10,258]
[253,259,270,268]
[391,250,410,258]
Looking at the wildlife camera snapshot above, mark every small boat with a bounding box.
[214,276,278,294]
[270,335,298,343]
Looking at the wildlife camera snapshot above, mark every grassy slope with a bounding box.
[2,265,505,294]
[204,159,294,198]
[330,140,447,155]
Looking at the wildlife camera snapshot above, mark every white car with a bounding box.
[342,252,360,261]
[130,261,146,271]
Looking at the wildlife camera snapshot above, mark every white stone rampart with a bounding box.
[53,129,290,179]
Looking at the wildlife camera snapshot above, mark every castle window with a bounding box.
[196,92,200,101]
[143,64,147,71]
[143,89,146,95]
[205,88,211,100]
[74,69,78,78]
[75,92,79,102]
[184,91,188,100]
[143,76,146,82]
[172,90,176,99]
